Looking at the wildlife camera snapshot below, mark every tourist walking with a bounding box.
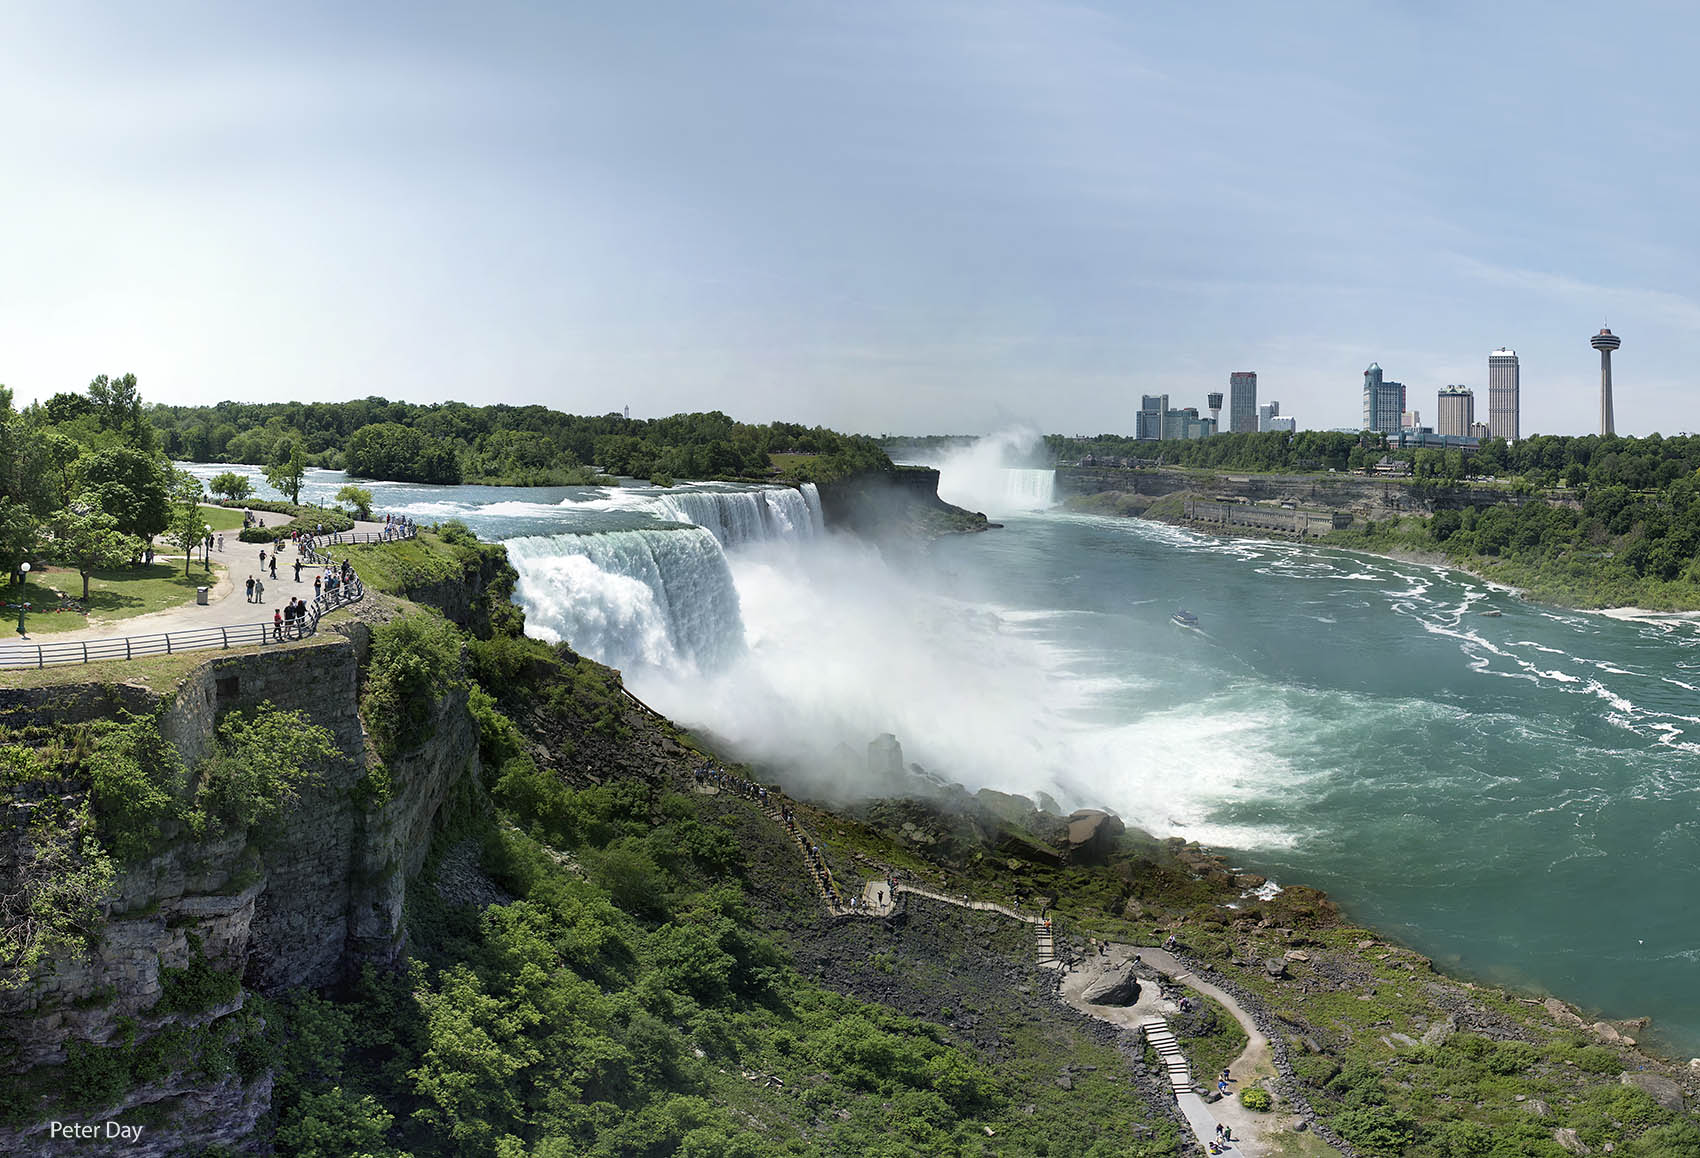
[313,575,322,600]
[245,576,254,603]
[269,555,277,580]
[254,577,264,604]
[294,558,302,582]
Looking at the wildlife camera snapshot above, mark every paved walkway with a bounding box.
[0,519,408,665]
[1060,945,1296,1157]
[693,754,1325,1155]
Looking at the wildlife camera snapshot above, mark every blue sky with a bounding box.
[3,1,1697,437]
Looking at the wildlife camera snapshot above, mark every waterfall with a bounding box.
[1002,469,1055,508]
[506,526,746,673]
[650,484,825,546]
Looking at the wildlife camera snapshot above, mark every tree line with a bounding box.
[1048,428,1700,491]
[0,376,325,596]
[146,399,891,486]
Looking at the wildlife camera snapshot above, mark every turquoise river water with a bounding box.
[185,461,1700,1055]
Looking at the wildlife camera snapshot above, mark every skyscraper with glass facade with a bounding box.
[1229,372,1257,434]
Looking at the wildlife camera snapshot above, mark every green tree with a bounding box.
[0,499,38,588]
[265,437,308,505]
[208,471,253,503]
[335,485,374,520]
[52,500,142,599]
[274,1086,409,1158]
[76,446,172,540]
[166,472,208,575]
[190,703,337,833]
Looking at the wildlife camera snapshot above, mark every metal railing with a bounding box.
[0,521,418,671]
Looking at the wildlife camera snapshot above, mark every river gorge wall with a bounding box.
[1055,465,1539,516]
[0,634,479,1156]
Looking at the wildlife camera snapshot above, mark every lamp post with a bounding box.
[203,525,213,572]
[16,561,29,637]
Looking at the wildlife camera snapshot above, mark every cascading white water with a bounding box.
[926,430,1057,514]
[1002,469,1056,508]
[506,526,746,672]
[649,484,824,546]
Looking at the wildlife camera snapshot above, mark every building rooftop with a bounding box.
[1491,348,1517,357]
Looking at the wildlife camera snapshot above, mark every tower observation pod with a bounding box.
[1591,328,1621,436]
[1207,392,1224,425]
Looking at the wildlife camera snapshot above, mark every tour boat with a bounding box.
[1172,609,1199,628]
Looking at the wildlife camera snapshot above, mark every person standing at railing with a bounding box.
[273,609,283,642]
[314,575,322,601]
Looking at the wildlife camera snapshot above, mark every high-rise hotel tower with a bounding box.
[1229,372,1258,434]
[1488,348,1519,441]
[1362,363,1405,433]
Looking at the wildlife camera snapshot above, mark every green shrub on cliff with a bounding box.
[362,614,466,757]
[85,715,184,862]
[0,798,115,985]
[188,703,337,835]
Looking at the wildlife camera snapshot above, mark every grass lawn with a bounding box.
[0,561,229,634]
[198,503,247,531]
[767,452,819,474]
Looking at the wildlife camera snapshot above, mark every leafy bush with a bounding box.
[274,1086,402,1158]
[1333,1103,1415,1155]
[1239,1086,1273,1111]
[190,704,337,834]
[0,798,114,983]
[85,716,184,862]
[155,935,241,1014]
[362,614,465,757]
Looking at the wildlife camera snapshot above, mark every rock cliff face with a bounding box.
[1055,466,1544,516]
[0,639,479,1156]
[815,467,989,540]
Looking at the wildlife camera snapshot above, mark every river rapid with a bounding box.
[183,460,1700,1055]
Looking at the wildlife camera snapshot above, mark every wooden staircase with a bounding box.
[1036,921,1057,965]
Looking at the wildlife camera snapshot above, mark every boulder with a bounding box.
[1284,950,1310,962]
[1064,809,1125,865]
[1554,1128,1590,1155]
[1079,965,1141,1007]
[1619,1072,1685,1113]
[1422,1014,1458,1047]
[1591,1021,1629,1045]
[1545,997,1584,1028]
[1264,958,1288,978]
[867,734,905,779]
[1526,1100,1551,1118]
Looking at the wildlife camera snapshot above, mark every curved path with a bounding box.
[694,767,1314,1155]
[0,519,407,667]
[1060,945,1305,1157]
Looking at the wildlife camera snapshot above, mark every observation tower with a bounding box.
[1591,327,1621,436]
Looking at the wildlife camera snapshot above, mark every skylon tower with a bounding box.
[1591,328,1621,436]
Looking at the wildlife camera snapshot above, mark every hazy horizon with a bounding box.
[7,2,1699,439]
